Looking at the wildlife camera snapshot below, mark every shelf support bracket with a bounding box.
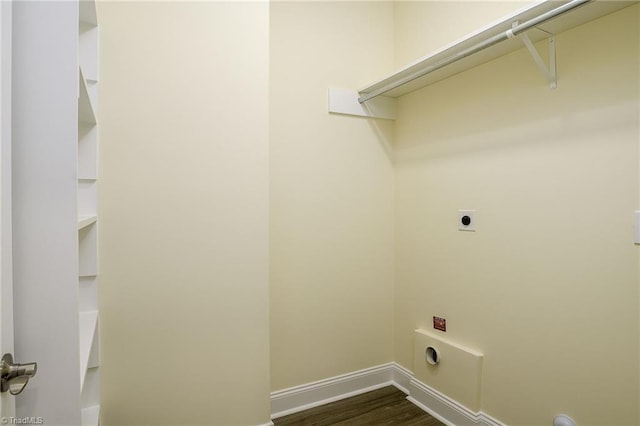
[327,88,396,120]
[520,33,557,89]
[508,23,557,89]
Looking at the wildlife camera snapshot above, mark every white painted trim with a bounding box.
[270,363,506,426]
[479,412,506,426]
[407,378,506,426]
[256,422,274,426]
[271,363,397,419]
[407,395,458,426]
[390,362,413,394]
[408,378,481,426]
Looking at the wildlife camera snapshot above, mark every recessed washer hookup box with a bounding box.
[413,329,483,412]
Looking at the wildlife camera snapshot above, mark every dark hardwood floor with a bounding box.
[272,386,444,426]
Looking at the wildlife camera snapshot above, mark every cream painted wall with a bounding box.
[96,1,640,425]
[269,1,396,391]
[394,5,639,426]
[97,2,270,425]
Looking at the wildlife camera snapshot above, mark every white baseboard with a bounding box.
[408,378,481,426]
[270,363,397,419]
[389,362,413,394]
[270,362,505,426]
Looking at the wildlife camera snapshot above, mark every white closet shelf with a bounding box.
[79,310,98,389]
[361,0,634,100]
[81,405,100,426]
[329,0,635,118]
[78,215,97,230]
[79,0,97,26]
[78,68,96,125]
[79,273,97,279]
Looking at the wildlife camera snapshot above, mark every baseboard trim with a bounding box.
[270,363,505,426]
[271,363,398,419]
[389,362,413,394]
[408,378,481,425]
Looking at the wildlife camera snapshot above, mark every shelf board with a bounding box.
[78,68,97,125]
[79,311,98,389]
[81,405,100,426]
[79,274,98,279]
[79,221,98,280]
[78,215,97,230]
[79,0,98,26]
[358,0,635,100]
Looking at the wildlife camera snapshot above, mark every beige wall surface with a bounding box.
[97,1,640,425]
[394,5,639,426]
[97,2,271,425]
[269,1,396,391]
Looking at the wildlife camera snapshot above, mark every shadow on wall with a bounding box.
[393,16,638,166]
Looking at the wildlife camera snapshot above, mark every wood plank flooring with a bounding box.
[272,386,444,426]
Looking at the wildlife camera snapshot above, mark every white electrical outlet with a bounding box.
[459,210,476,232]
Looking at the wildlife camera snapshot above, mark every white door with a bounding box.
[0,0,15,419]
[11,1,82,423]
[3,1,93,421]
[0,1,40,421]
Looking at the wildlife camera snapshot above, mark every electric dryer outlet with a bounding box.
[458,210,476,231]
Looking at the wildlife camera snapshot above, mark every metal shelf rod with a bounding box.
[357,0,591,104]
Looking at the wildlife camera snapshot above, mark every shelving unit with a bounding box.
[328,0,636,119]
[78,0,100,423]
